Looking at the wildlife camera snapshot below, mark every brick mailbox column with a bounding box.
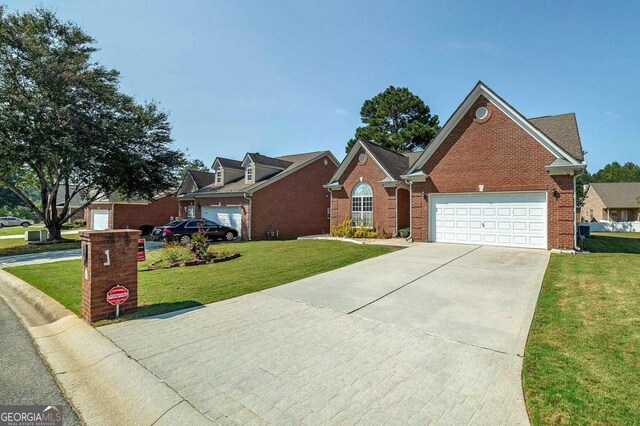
[79,230,140,322]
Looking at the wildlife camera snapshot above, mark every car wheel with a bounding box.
[179,235,191,245]
[21,222,30,227]
[225,231,234,241]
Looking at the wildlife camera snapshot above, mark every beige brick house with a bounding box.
[582,182,640,222]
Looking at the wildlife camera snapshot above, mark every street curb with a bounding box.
[0,269,213,425]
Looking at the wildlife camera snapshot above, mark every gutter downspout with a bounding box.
[573,170,585,249]
[243,193,252,241]
[327,188,333,234]
[394,186,400,237]
[406,181,413,241]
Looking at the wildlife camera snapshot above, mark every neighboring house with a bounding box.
[326,81,587,250]
[84,191,179,234]
[55,185,89,222]
[582,182,640,222]
[177,151,338,240]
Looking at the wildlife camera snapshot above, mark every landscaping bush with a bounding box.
[189,226,210,260]
[331,216,379,238]
[206,245,233,259]
[162,244,193,265]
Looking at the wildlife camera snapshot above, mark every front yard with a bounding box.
[524,232,640,424]
[6,240,398,324]
[0,234,81,257]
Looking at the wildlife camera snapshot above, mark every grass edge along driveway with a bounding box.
[523,233,639,425]
[6,240,398,325]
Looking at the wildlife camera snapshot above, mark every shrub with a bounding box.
[190,225,210,260]
[206,245,232,259]
[331,216,379,238]
[162,243,194,265]
[331,217,355,238]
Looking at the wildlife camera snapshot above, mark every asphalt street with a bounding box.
[0,297,80,425]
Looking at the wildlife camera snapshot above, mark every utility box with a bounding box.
[25,230,41,242]
[79,230,140,322]
[39,229,49,241]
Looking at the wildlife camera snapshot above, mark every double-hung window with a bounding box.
[215,170,222,185]
[246,164,253,182]
[351,182,373,227]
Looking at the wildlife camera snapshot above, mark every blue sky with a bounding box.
[7,1,640,172]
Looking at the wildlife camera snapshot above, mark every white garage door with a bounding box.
[202,206,242,237]
[430,192,547,249]
[91,210,110,230]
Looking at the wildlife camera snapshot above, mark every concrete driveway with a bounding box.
[101,243,549,424]
[266,243,549,356]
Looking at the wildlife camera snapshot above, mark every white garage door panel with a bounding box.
[91,210,110,230]
[202,207,242,237]
[430,192,547,249]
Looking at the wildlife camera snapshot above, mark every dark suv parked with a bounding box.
[151,219,238,244]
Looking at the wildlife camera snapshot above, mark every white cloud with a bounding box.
[333,108,348,116]
[605,110,621,119]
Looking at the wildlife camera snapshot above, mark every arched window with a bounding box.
[352,182,373,227]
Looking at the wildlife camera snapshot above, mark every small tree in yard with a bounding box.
[0,8,185,242]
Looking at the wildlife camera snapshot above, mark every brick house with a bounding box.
[327,82,587,250]
[177,151,338,240]
[582,182,640,222]
[84,191,179,234]
[324,140,420,237]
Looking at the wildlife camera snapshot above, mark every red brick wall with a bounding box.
[187,196,250,239]
[85,194,180,230]
[251,154,337,239]
[411,95,575,249]
[330,147,409,237]
[80,230,140,322]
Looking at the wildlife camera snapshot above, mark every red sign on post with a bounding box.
[137,239,146,262]
[106,285,129,306]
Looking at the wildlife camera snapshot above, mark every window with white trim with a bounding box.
[351,182,373,227]
[246,164,254,182]
[215,169,222,186]
[186,205,195,219]
[621,210,628,221]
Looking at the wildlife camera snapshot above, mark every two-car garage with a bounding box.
[430,192,548,249]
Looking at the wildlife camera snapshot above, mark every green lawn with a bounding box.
[6,240,398,324]
[524,233,640,424]
[0,234,81,257]
[584,231,640,254]
[0,224,45,236]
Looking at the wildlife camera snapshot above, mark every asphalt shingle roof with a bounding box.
[590,182,640,208]
[248,153,293,169]
[360,140,420,180]
[215,158,244,170]
[192,151,330,195]
[528,113,584,161]
[188,170,217,189]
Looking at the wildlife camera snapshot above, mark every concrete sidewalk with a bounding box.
[0,269,211,425]
[0,241,164,268]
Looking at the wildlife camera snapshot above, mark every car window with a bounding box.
[185,220,200,228]
[166,220,183,226]
[203,220,219,228]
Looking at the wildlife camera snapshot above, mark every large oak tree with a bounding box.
[0,7,185,241]
[346,86,440,153]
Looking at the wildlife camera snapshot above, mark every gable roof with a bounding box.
[245,153,293,169]
[408,81,585,174]
[327,140,420,186]
[55,185,91,207]
[214,157,243,170]
[590,182,640,208]
[183,150,338,197]
[189,170,217,188]
[528,113,584,161]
